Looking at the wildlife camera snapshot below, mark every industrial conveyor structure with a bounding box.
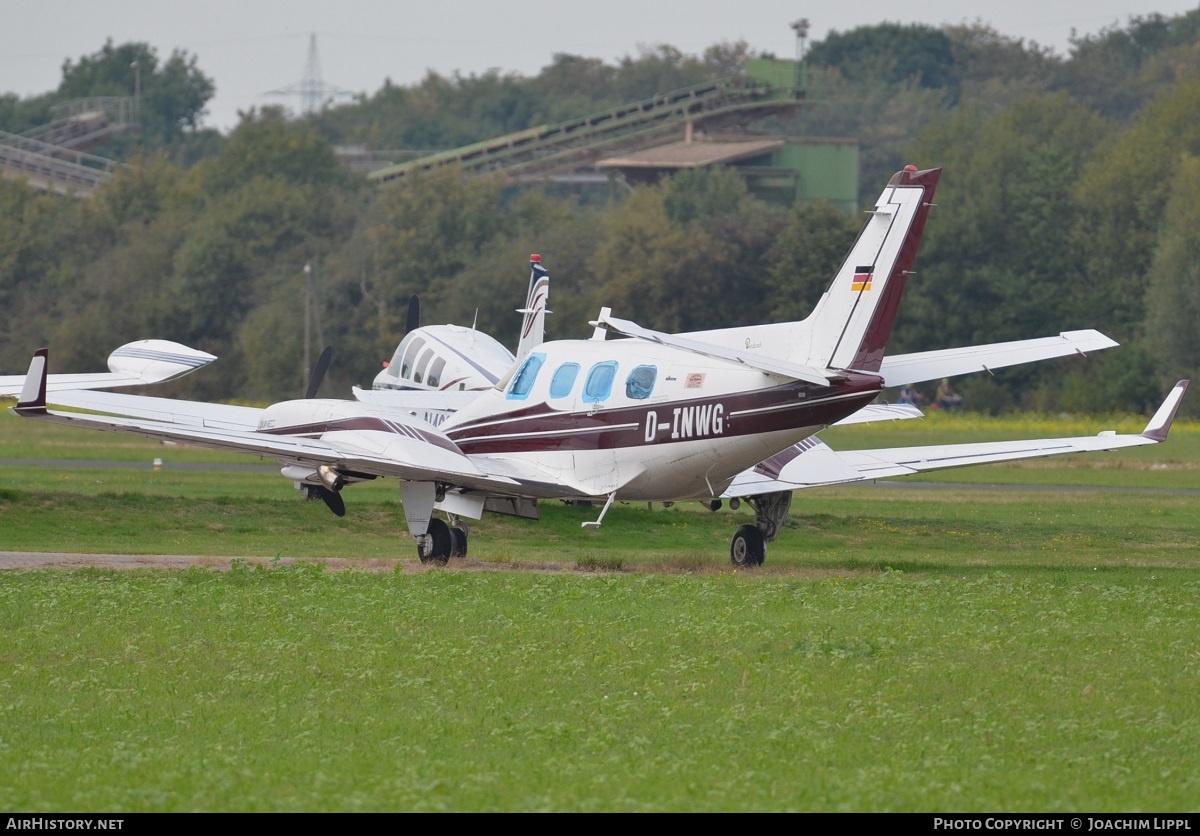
[368,60,805,186]
[0,97,137,196]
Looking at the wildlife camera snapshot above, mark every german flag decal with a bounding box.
[851,266,874,291]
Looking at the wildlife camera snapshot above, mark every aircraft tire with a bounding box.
[730,524,765,567]
[418,518,452,565]
[449,526,468,558]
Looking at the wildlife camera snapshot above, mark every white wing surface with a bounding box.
[10,350,531,494]
[725,380,1189,496]
[45,390,261,431]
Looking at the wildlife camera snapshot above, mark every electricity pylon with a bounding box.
[265,33,355,115]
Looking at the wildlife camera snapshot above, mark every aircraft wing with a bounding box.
[0,340,215,397]
[43,390,262,431]
[725,380,1189,496]
[11,350,521,493]
[593,313,840,387]
[877,330,1117,386]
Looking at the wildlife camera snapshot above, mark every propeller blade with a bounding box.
[406,294,421,334]
[318,485,346,517]
[305,346,333,399]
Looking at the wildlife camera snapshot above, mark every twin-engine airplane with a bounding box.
[9,166,1189,566]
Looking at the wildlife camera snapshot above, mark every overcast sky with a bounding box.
[3,1,1197,132]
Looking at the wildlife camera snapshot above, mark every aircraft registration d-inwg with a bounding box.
[8,166,1189,566]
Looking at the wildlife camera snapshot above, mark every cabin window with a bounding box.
[506,352,546,400]
[413,348,435,385]
[427,357,447,389]
[400,336,425,379]
[549,363,580,399]
[582,361,618,403]
[625,365,657,400]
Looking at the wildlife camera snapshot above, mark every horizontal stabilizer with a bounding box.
[593,313,839,386]
[878,330,1118,386]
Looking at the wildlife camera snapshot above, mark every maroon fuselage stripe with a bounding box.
[444,374,882,455]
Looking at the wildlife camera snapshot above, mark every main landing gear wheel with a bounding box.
[449,526,468,558]
[730,524,765,567]
[418,518,453,565]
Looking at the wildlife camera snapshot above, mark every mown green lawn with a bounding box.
[0,407,1197,811]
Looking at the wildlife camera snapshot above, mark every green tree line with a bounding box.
[2,12,1200,413]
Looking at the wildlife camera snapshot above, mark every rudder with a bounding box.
[801,166,941,373]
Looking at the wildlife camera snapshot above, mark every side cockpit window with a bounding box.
[400,336,425,380]
[549,363,580,399]
[625,365,657,400]
[506,352,546,400]
[582,361,618,403]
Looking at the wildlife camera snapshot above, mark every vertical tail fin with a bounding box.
[802,166,941,373]
[515,253,551,362]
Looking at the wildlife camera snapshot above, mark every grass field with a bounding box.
[0,408,1198,811]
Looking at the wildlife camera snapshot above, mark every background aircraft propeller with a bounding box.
[405,294,420,334]
[304,345,333,400]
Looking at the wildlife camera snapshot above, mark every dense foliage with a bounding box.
[3,12,1200,413]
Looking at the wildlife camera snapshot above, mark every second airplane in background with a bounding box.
[362,255,550,392]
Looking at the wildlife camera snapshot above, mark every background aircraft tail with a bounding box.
[799,166,941,373]
[515,254,550,361]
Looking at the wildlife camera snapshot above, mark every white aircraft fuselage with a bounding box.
[257,336,882,502]
[447,339,882,500]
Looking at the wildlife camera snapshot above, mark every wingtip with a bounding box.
[1141,380,1190,442]
[14,348,49,415]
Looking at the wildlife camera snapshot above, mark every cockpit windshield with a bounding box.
[505,353,546,400]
